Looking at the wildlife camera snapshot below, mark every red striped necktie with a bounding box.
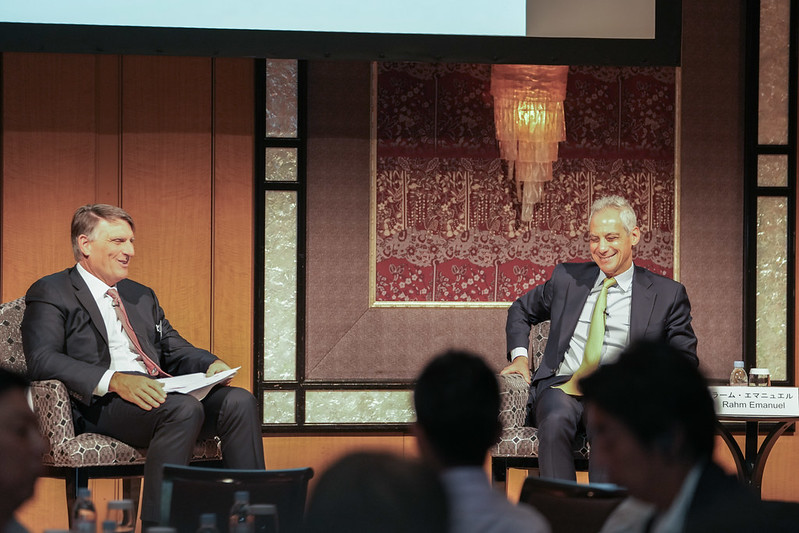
[106,288,171,378]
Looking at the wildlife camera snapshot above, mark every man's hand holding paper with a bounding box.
[157,366,240,400]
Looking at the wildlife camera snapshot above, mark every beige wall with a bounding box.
[1,53,254,383]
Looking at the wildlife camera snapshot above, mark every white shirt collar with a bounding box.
[76,263,115,302]
[594,261,635,292]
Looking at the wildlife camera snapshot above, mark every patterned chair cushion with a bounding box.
[0,297,222,469]
[0,297,27,374]
[491,321,590,461]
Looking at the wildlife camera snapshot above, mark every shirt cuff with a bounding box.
[93,370,115,397]
[511,347,529,360]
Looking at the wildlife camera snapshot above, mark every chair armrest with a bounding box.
[30,379,77,448]
[497,374,530,429]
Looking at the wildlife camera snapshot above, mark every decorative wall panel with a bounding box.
[305,390,414,424]
[266,59,298,138]
[758,0,790,145]
[756,197,788,381]
[373,63,676,304]
[263,190,298,380]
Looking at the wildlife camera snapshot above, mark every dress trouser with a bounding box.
[76,385,265,522]
[534,376,607,483]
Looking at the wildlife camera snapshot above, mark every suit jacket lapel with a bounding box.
[69,267,109,346]
[630,266,655,341]
[558,265,598,354]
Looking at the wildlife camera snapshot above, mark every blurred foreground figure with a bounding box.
[0,369,45,533]
[582,341,793,533]
[415,350,550,533]
[303,451,448,533]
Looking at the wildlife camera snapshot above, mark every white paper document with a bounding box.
[158,367,240,400]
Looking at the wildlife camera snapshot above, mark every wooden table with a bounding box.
[715,415,799,496]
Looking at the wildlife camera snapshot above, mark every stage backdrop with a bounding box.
[372,63,676,304]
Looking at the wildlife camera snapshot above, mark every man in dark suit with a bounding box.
[501,195,697,481]
[582,340,790,533]
[22,204,265,527]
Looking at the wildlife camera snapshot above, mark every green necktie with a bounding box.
[554,276,617,396]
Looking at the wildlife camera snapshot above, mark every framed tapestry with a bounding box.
[371,62,677,307]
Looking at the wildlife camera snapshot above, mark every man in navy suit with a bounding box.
[501,195,697,481]
[22,204,265,527]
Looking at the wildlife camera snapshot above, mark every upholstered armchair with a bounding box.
[490,321,590,487]
[0,297,222,527]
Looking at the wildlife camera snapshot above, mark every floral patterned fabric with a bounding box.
[375,63,676,303]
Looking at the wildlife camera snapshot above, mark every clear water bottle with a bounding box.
[196,513,219,533]
[229,491,254,533]
[730,360,748,386]
[72,488,97,533]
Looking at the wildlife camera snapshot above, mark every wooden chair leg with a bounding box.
[491,457,508,494]
[65,468,88,529]
[122,477,142,528]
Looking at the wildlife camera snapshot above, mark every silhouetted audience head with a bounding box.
[579,340,715,507]
[0,369,44,530]
[581,340,715,463]
[414,349,501,468]
[303,451,448,533]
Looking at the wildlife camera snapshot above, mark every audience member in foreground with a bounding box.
[302,451,448,533]
[415,350,550,533]
[582,340,792,533]
[0,369,45,533]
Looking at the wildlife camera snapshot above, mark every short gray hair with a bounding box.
[590,196,637,234]
[71,204,135,262]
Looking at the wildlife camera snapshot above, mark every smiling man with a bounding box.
[21,204,265,528]
[501,195,697,482]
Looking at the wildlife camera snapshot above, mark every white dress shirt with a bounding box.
[76,263,148,396]
[557,262,634,375]
[510,263,634,373]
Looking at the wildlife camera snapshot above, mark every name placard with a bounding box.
[710,386,799,417]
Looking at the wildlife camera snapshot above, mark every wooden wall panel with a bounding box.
[263,434,412,493]
[2,52,258,531]
[1,53,100,299]
[120,55,214,349]
[212,58,255,388]
[94,55,123,205]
